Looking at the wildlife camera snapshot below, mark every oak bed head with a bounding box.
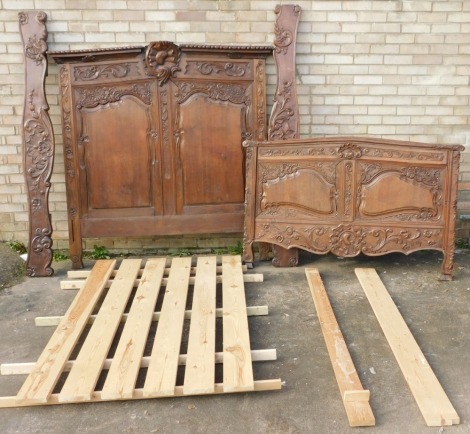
[243,137,464,280]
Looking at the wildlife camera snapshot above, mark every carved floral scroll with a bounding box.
[19,11,54,277]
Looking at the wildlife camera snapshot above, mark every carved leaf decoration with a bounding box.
[145,41,181,85]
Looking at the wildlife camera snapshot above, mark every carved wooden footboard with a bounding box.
[243,137,464,280]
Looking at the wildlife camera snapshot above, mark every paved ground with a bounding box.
[0,249,469,434]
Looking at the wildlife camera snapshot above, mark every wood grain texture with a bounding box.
[183,256,217,394]
[355,268,459,426]
[59,259,142,402]
[143,257,192,397]
[101,258,166,400]
[305,268,375,427]
[222,255,254,392]
[15,259,116,404]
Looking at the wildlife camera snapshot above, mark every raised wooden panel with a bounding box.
[260,167,336,217]
[80,97,154,212]
[358,164,442,221]
[176,93,245,208]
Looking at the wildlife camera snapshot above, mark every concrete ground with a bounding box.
[0,249,469,434]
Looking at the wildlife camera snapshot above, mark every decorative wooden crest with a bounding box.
[19,10,54,277]
[145,41,181,85]
[268,5,301,141]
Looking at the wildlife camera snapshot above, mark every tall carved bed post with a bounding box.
[255,4,301,266]
[19,11,54,277]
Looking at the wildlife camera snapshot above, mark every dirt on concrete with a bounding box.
[0,248,469,433]
[0,242,26,291]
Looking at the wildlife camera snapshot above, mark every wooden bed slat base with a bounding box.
[0,256,280,407]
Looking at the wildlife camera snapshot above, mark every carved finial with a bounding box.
[145,41,181,85]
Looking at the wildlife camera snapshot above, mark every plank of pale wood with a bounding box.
[143,257,192,397]
[222,255,254,393]
[305,268,375,427]
[0,379,282,408]
[355,268,460,427]
[67,264,248,279]
[183,256,217,395]
[35,305,268,327]
[1,349,277,376]
[15,259,116,404]
[100,258,166,400]
[58,259,142,403]
[61,273,263,290]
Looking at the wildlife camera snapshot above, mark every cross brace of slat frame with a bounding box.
[0,256,281,407]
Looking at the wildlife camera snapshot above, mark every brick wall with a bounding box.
[1,0,469,253]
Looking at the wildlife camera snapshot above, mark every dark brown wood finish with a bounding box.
[243,137,464,280]
[50,44,271,268]
[19,11,55,277]
[258,4,301,265]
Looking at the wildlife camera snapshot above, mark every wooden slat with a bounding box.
[183,256,217,395]
[60,273,263,290]
[305,268,375,427]
[1,349,277,376]
[0,379,282,408]
[15,259,116,404]
[222,255,254,392]
[143,257,192,397]
[58,259,142,403]
[355,268,460,427]
[34,305,269,327]
[101,258,166,400]
[67,264,248,279]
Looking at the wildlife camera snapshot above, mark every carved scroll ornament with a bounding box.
[19,11,54,277]
[268,5,301,141]
[145,41,181,85]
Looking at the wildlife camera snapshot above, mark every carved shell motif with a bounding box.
[145,41,181,85]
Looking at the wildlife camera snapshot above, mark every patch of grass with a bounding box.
[6,240,27,255]
[171,248,192,257]
[53,250,69,261]
[227,240,243,255]
[84,245,111,259]
[455,238,469,249]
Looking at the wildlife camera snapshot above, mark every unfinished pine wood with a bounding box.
[0,379,282,408]
[305,268,375,427]
[101,258,166,400]
[15,259,116,404]
[59,259,142,402]
[34,305,269,327]
[61,273,263,290]
[183,256,217,395]
[143,257,192,397]
[2,255,280,407]
[1,349,278,376]
[67,264,248,279]
[222,255,254,393]
[355,268,459,427]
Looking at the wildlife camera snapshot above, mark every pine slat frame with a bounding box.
[15,259,116,404]
[58,259,142,403]
[101,258,167,400]
[1,256,281,407]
